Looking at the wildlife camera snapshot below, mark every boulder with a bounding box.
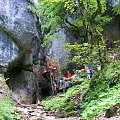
[0,0,43,104]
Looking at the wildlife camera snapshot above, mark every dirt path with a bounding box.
[15,103,120,120]
[14,103,81,120]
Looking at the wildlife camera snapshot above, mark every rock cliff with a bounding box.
[0,0,43,104]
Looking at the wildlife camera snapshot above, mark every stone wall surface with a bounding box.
[0,0,41,104]
[0,0,40,65]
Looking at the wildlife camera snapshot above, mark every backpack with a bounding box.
[90,69,94,74]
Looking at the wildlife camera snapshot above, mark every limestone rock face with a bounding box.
[0,31,19,65]
[0,0,37,42]
[46,29,78,76]
[46,30,69,73]
[0,0,42,104]
[0,0,39,66]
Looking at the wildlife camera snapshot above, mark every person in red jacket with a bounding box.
[67,71,72,79]
[66,71,73,85]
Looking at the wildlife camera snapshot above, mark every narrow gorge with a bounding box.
[0,0,120,120]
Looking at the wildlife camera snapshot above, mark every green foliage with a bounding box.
[84,61,120,102]
[64,42,101,66]
[31,0,112,68]
[43,79,90,111]
[64,101,74,112]
[31,0,66,33]
[0,98,20,120]
[81,60,120,119]
[95,16,112,26]
[60,101,75,117]
[71,19,83,27]
[64,0,111,66]
[113,4,120,15]
[81,86,120,119]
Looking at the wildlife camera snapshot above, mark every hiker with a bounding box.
[90,67,94,78]
[76,69,81,78]
[52,80,57,95]
[66,71,73,85]
[97,64,101,71]
[111,53,116,62]
[84,65,91,79]
[59,77,67,92]
[66,71,72,80]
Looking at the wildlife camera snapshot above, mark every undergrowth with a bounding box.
[42,61,120,119]
[81,61,120,119]
[43,78,90,111]
[0,98,20,120]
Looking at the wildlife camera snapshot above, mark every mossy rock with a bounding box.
[105,103,120,118]
[64,101,74,112]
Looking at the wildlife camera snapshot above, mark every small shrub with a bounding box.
[0,98,20,120]
[64,102,74,112]
[81,61,120,120]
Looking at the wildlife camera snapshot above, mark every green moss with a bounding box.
[60,101,76,117]
[66,111,75,117]
[64,102,74,112]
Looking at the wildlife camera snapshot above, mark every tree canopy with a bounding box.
[31,0,120,68]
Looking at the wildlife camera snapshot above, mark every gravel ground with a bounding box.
[14,104,82,120]
[15,103,120,120]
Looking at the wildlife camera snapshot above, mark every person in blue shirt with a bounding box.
[90,67,94,78]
